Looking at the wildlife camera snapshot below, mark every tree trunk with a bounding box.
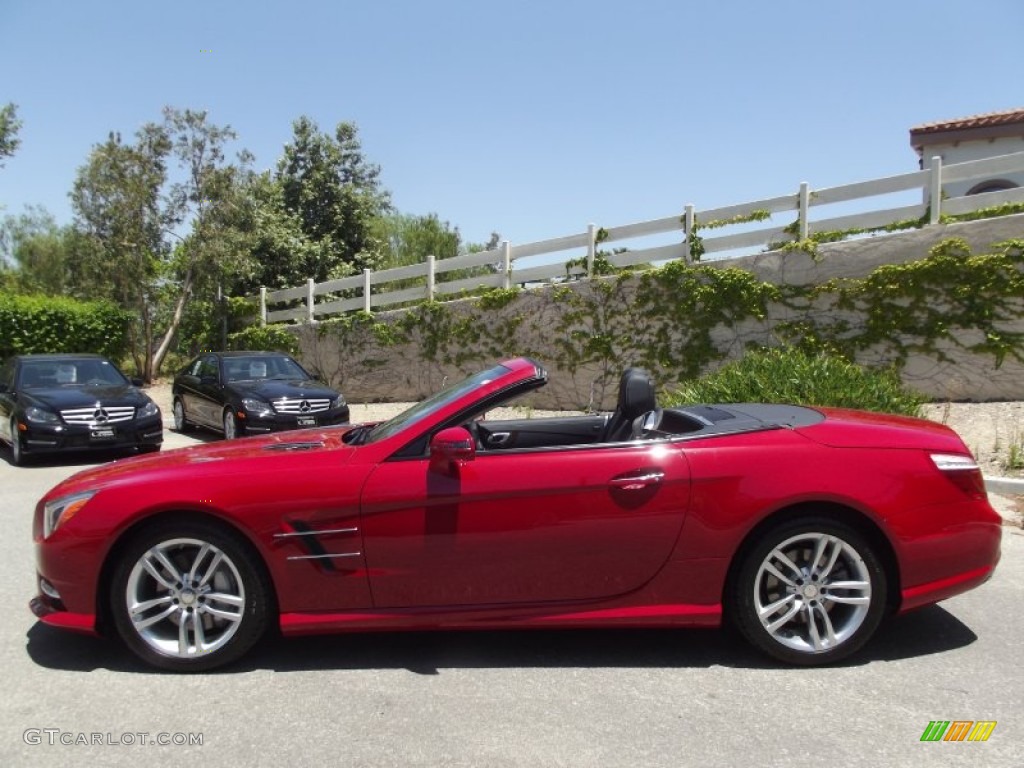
[150,265,194,379]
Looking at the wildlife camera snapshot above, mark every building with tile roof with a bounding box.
[910,108,1024,198]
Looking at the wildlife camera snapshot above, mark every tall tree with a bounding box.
[276,117,391,280]
[0,102,21,168]
[71,128,173,378]
[71,109,247,380]
[152,107,246,369]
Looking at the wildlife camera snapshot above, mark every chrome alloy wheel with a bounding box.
[125,538,245,659]
[753,532,871,654]
[223,408,238,439]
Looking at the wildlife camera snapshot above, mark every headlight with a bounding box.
[242,398,273,417]
[331,395,346,409]
[43,491,96,538]
[138,400,159,418]
[25,406,60,424]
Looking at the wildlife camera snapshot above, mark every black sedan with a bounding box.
[172,351,349,439]
[0,354,163,465]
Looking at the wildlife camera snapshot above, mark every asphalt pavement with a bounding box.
[1,429,1021,767]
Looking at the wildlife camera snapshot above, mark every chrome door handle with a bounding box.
[609,470,665,490]
[487,432,511,446]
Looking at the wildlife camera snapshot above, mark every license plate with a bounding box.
[91,428,115,440]
[297,417,316,427]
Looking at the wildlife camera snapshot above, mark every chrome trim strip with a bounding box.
[286,552,362,561]
[274,527,358,539]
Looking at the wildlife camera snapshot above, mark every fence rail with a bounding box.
[250,152,1024,324]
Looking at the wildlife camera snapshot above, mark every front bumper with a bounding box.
[16,415,164,455]
[237,405,350,435]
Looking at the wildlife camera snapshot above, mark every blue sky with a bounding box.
[1,0,1022,249]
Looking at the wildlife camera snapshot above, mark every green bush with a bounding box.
[666,347,926,417]
[0,292,131,360]
[226,324,300,355]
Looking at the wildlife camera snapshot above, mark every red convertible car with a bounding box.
[30,358,1001,671]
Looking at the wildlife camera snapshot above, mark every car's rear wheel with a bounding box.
[9,417,25,466]
[222,408,239,440]
[172,399,193,433]
[730,517,886,665]
[109,520,269,671]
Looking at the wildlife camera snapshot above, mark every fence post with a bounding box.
[426,254,435,300]
[798,182,810,240]
[684,204,695,261]
[306,278,315,323]
[363,268,372,313]
[259,286,267,326]
[586,222,596,277]
[929,156,943,224]
[502,241,512,289]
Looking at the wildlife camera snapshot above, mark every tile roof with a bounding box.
[910,108,1024,136]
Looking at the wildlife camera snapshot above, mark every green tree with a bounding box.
[374,212,461,269]
[276,117,391,280]
[70,128,174,378]
[70,108,249,380]
[153,107,249,367]
[0,206,78,293]
[0,102,21,168]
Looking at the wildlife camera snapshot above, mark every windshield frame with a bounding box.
[364,363,513,444]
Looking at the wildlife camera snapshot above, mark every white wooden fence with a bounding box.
[253,151,1024,324]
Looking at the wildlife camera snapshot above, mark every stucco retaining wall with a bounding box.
[295,214,1024,409]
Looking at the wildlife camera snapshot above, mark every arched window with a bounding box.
[967,179,1019,195]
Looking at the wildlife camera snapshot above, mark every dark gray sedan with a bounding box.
[171,351,349,439]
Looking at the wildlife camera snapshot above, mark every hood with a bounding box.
[228,379,340,400]
[24,384,152,410]
[796,407,969,453]
[43,425,360,499]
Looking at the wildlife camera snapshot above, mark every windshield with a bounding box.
[364,363,512,443]
[223,355,309,382]
[18,359,129,389]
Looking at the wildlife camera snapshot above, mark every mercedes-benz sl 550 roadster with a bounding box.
[30,358,1001,671]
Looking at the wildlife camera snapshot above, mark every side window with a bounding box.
[199,357,220,382]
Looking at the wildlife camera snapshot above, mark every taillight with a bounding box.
[930,453,987,499]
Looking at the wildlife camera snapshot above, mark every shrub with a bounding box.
[0,292,131,360]
[226,324,300,355]
[666,347,926,417]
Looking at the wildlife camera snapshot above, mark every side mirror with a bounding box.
[429,427,475,474]
[131,377,144,387]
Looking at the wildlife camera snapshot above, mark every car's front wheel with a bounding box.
[172,398,193,433]
[730,517,887,665]
[109,520,270,671]
[9,416,25,466]
[222,408,240,440]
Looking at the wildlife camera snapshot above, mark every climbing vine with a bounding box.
[289,236,1024,408]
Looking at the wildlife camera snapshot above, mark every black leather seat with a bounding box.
[602,367,657,442]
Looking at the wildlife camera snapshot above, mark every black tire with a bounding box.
[109,519,270,672]
[222,407,240,440]
[729,516,887,666]
[172,398,193,433]
[9,416,26,466]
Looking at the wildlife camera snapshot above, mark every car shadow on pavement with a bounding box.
[25,604,977,675]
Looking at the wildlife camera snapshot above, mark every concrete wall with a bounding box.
[296,214,1024,409]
